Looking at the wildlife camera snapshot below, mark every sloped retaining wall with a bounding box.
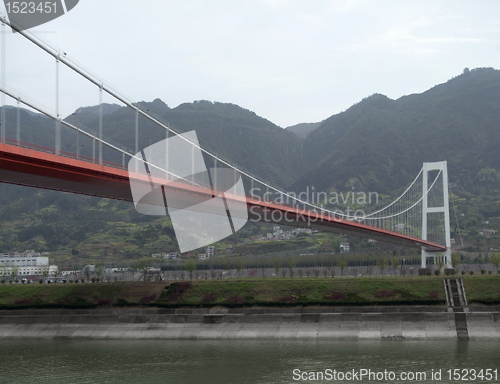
[0,306,498,340]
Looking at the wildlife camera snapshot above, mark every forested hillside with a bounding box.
[297,68,500,195]
[1,67,499,266]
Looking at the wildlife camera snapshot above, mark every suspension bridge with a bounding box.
[0,13,451,267]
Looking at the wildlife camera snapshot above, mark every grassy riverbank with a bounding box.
[0,276,498,309]
[0,282,166,308]
[159,278,446,307]
[462,276,500,304]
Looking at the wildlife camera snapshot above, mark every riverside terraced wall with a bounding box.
[0,306,498,340]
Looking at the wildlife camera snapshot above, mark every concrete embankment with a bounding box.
[0,306,498,340]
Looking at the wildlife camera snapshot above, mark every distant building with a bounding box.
[206,246,215,258]
[22,250,41,257]
[0,252,56,277]
[394,223,405,232]
[479,229,497,236]
[340,241,350,254]
[199,254,207,261]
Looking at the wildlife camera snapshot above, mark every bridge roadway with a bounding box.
[0,141,445,252]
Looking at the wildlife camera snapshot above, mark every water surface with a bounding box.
[0,340,498,383]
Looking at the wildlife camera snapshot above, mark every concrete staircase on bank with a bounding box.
[444,278,469,340]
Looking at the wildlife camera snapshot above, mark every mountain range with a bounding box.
[4,67,500,196]
[295,67,500,195]
[1,67,499,261]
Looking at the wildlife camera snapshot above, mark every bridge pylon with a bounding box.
[421,161,452,268]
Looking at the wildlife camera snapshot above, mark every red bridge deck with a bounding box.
[0,141,446,252]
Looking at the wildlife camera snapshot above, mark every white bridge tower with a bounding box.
[421,161,452,268]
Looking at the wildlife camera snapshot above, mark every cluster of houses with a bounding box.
[1,250,50,258]
[256,226,318,242]
[0,250,58,277]
[151,252,179,260]
[477,221,498,237]
[199,246,215,261]
[151,246,223,262]
[479,229,497,236]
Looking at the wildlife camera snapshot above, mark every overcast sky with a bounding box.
[1,0,500,127]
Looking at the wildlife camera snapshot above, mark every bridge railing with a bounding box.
[1,136,124,169]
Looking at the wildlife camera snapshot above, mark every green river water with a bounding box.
[0,340,498,383]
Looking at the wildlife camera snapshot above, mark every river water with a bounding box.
[0,340,498,383]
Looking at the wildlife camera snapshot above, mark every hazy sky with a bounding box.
[1,0,500,127]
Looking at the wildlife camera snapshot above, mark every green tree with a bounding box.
[185,258,197,281]
[234,257,244,278]
[391,257,401,277]
[261,258,267,279]
[452,252,461,272]
[95,263,104,282]
[377,257,387,278]
[477,167,499,186]
[81,266,89,282]
[224,255,231,273]
[273,257,282,278]
[132,258,150,281]
[491,253,500,275]
[324,254,334,277]
[339,259,347,277]
[287,256,296,278]
[11,266,19,282]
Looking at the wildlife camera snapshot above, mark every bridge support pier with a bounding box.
[55,57,61,155]
[1,19,5,144]
[421,161,452,269]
